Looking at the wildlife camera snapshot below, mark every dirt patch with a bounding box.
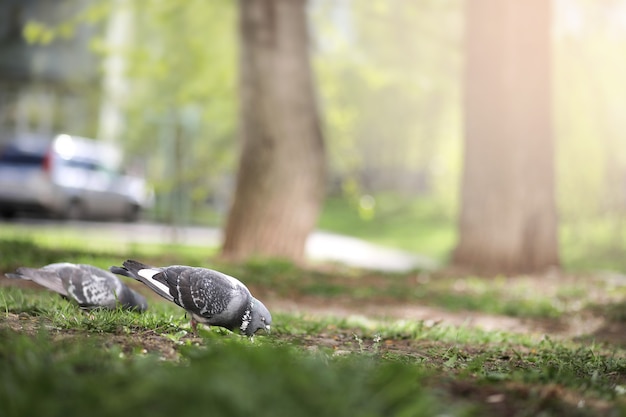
[4,268,626,350]
[255,268,626,346]
[1,312,44,335]
[0,313,190,360]
[265,294,612,342]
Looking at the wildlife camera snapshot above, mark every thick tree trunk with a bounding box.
[221,0,326,262]
[452,0,559,274]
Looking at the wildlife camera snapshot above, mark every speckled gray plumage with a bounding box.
[110,260,271,336]
[6,263,148,311]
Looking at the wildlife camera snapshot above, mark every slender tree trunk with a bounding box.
[222,0,326,262]
[452,0,559,274]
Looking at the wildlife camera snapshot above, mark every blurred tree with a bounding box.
[452,0,559,274]
[120,1,238,224]
[221,0,326,261]
[312,0,462,204]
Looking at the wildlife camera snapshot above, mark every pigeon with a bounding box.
[110,260,272,336]
[6,262,148,312]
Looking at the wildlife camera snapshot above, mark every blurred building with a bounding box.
[0,0,102,142]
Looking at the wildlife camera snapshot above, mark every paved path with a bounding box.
[5,219,438,272]
[305,231,437,272]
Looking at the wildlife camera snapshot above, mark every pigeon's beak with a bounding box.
[265,325,271,334]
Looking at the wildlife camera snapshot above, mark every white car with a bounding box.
[0,133,152,221]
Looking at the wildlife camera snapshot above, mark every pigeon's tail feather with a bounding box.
[109,266,132,278]
[123,260,153,274]
[115,260,174,303]
[8,267,68,296]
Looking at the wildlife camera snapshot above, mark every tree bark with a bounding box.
[221,0,326,262]
[452,0,559,274]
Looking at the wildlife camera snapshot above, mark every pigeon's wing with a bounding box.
[162,267,247,318]
[116,285,149,312]
[57,266,118,309]
[103,266,149,311]
[5,266,69,296]
[77,264,124,293]
[76,264,147,311]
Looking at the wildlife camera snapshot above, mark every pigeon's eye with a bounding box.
[261,317,266,322]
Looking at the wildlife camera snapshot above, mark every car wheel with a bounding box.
[0,208,17,219]
[124,204,140,222]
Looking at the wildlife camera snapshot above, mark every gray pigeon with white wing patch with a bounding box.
[5,263,148,311]
[110,260,272,336]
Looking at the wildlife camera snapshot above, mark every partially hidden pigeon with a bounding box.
[110,259,272,336]
[6,262,148,312]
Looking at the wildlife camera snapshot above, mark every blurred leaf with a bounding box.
[23,22,55,45]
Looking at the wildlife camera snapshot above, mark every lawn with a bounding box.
[317,195,457,263]
[2,231,626,416]
[318,195,626,272]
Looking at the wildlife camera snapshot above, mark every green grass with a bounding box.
[560,215,626,272]
[1,286,185,334]
[6,192,626,273]
[0,326,454,417]
[319,194,626,273]
[0,232,214,274]
[2,236,624,321]
[3,217,626,415]
[3,288,626,417]
[318,195,456,263]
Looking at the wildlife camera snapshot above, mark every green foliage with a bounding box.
[121,1,238,223]
[22,2,110,45]
[555,1,626,222]
[313,1,462,203]
[22,0,238,222]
